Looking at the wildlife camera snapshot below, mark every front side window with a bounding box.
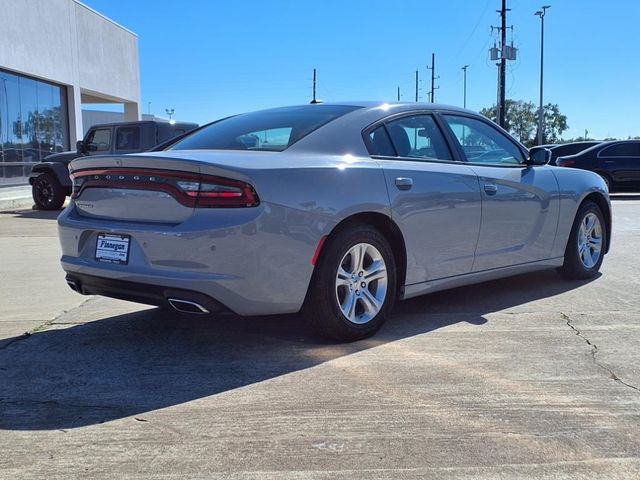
[170,105,361,152]
[86,128,111,152]
[599,142,640,157]
[115,127,140,151]
[444,115,525,165]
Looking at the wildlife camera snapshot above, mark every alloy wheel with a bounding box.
[578,212,602,269]
[335,243,388,324]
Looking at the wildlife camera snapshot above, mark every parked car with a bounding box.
[58,102,611,342]
[29,120,198,210]
[556,140,640,192]
[530,141,601,165]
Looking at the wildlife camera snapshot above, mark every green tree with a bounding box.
[535,103,568,145]
[480,100,568,147]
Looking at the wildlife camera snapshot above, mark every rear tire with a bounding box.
[32,173,65,210]
[305,225,397,342]
[559,201,606,280]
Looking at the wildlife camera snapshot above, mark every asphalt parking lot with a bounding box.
[1,197,639,479]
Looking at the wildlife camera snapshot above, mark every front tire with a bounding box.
[32,173,65,210]
[559,201,606,280]
[305,225,397,342]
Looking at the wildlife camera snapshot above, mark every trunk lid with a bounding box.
[69,153,256,223]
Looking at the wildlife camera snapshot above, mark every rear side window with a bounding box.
[368,126,395,156]
[599,142,640,157]
[115,127,140,151]
[170,105,361,152]
[367,114,452,161]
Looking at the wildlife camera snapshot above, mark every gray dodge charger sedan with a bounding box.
[58,102,611,341]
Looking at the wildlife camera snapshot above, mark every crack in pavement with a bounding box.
[0,297,94,352]
[561,312,639,393]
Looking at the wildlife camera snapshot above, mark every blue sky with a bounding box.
[83,0,640,140]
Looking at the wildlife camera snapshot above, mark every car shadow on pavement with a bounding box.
[0,269,597,431]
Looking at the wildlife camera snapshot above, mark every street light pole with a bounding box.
[535,5,550,146]
[461,65,469,109]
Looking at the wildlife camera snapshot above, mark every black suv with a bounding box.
[555,140,640,192]
[29,120,198,210]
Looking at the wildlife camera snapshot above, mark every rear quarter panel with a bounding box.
[212,153,392,307]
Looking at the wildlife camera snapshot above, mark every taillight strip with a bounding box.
[71,168,259,208]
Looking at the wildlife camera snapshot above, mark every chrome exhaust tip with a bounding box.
[66,279,80,293]
[167,298,210,314]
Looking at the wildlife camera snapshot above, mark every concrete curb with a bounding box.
[0,186,34,211]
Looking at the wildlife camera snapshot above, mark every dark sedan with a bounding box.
[530,141,601,165]
[556,140,640,192]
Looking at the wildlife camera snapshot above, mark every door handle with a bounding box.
[484,183,498,195]
[395,177,413,191]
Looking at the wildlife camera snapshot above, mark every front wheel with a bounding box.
[559,201,606,280]
[305,225,397,342]
[32,173,65,210]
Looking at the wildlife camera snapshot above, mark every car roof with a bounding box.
[89,120,198,129]
[268,101,471,114]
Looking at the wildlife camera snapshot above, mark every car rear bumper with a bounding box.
[57,202,320,316]
[64,272,230,314]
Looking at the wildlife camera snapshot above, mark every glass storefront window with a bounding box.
[0,69,68,186]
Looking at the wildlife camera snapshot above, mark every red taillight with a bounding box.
[70,168,259,208]
[557,158,576,167]
[188,178,258,207]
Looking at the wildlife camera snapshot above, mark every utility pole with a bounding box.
[498,0,507,127]
[415,70,419,102]
[397,86,400,102]
[490,1,515,128]
[165,108,174,121]
[427,53,439,102]
[535,5,550,145]
[461,65,469,108]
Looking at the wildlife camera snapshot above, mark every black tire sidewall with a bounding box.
[307,225,397,341]
[32,173,65,210]
[562,201,606,279]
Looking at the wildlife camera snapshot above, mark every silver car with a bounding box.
[58,102,611,341]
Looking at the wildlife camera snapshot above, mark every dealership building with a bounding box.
[0,0,140,186]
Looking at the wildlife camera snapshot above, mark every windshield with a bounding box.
[169,105,361,152]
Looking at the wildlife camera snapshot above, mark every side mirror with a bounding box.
[86,143,98,152]
[76,140,85,155]
[528,147,551,165]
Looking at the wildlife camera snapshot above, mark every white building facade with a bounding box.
[0,0,140,185]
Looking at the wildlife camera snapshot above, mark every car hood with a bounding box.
[44,150,84,164]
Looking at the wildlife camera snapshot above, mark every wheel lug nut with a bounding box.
[358,271,363,277]
[361,282,366,288]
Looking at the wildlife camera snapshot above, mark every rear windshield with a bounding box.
[169,105,361,152]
